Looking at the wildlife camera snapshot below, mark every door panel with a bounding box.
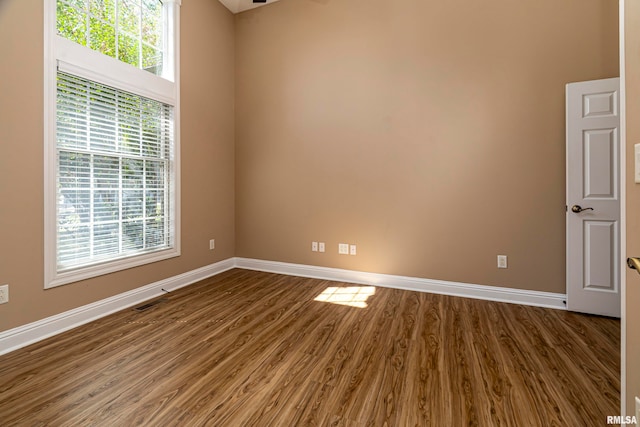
[584,129,617,198]
[583,90,618,118]
[584,220,617,291]
[566,78,621,317]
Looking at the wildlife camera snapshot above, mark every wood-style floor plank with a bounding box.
[0,269,620,426]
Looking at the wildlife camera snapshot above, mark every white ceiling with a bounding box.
[218,0,282,14]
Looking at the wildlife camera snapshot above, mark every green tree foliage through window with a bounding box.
[57,0,164,75]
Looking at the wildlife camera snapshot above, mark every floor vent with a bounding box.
[133,298,167,312]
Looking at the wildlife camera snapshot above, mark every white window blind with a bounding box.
[56,71,174,271]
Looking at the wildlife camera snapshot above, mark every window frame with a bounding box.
[44,0,182,289]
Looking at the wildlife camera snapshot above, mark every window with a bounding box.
[56,0,165,75]
[45,0,181,288]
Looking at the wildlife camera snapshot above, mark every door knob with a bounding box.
[627,257,640,272]
[571,205,594,213]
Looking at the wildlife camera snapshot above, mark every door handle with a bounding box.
[627,257,640,272]
[571,205,594,213]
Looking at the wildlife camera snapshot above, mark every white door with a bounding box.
[566,77,621,318]
[624,0,640,414]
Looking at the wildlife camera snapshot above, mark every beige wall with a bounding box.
[0,0,235,331]
[0,0,620,334]
[235,0,619,293]
[625,0,640,415]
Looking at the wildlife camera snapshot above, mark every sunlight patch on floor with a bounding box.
[314,286,376,308]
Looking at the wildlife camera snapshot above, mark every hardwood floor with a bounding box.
[0,269,620,426]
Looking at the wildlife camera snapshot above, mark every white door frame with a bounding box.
[619,0,627,417]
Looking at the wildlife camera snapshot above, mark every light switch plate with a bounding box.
[338,243,349,255]
[635,396,640,422]
[635,144,640,183]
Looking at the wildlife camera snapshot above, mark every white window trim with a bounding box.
[44,0,182,289]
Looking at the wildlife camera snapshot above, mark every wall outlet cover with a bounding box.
[209,239,216,250]
[312,241,318,252]
[497,255,507,269]
[349,245,357,255]
[0,284,8,304]
[319,242,325,253]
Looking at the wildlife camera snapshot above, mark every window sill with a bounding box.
[45,247,180,289]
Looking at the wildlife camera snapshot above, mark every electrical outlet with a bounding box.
[209,239,215,250]
[0,285,8,304]
[319,242,325,253]
[497,255,507,269]
[312,241,318,252]
[350,245,357,255]
[338,243,349,255]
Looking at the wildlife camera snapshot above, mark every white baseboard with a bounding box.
[0,258,235,356]
[235,258,567,310]
[0,256,566,356]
